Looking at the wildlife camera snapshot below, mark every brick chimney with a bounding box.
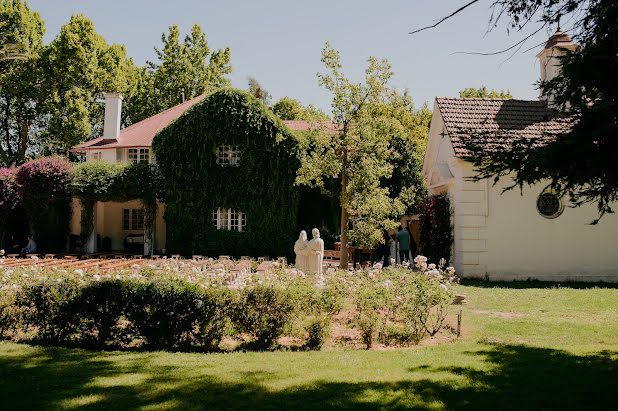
[103,92,123,140]
[536,27,577,107]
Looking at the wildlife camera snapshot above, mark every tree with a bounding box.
[247,76,271,106]
[411,0,618,221]
[459,86,512,99]
[296,43,419,268]
[125,24,231,124]
[273,96,330,121]
[41,14,139,156]
[0,0,46,166]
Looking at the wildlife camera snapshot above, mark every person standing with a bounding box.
[405,226,417,260]
[395,226,410,265]
[381,230,392,267]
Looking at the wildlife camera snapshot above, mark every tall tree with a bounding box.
[125,24,231,124]
[411,0,618,221]
[41,14,139,156]
[273,96,330,121]
[247,76,271,106]
[0,0,45,166]
[459,86,512,99]
[296,43,419,268]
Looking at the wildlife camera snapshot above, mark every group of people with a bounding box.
[380,225,417,268]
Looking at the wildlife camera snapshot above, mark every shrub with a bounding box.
[65,280,132,348]
[127,281,228,350]
[304,317,329,350]
[16,157,73,252]
[233,285,295,350]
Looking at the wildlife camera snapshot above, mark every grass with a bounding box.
[1,281,617,410]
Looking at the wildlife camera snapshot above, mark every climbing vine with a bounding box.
[71,161,162,249]
[153,89,300,257]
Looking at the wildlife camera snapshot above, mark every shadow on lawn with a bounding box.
[461,278,618,289]
[0,343,616,410]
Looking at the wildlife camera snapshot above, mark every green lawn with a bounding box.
[1,282,617,410]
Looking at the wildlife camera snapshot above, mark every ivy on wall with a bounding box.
[71,161,162,249]
[153,89,300,257]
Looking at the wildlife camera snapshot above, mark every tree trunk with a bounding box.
[339,170,349,269]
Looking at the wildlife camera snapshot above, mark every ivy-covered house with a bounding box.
[70,89,318,257]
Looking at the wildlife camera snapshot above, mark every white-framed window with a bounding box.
[91,151,102,161]
[128,148,149,164]
[123,208,145,230]
[212,208,246,232]
[216,146,240,166]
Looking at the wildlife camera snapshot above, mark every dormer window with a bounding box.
[216,146,240,166]
[129,148,149,164]
[212,208,246,232]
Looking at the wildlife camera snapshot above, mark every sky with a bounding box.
[25,0,559,112]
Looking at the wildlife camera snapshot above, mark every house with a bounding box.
[422,28,618,282]
[70,89,334,256]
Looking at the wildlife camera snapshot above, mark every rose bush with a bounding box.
[0,256,457,351]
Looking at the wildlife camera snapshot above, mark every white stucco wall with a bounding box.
[423,105,618,282]
[452,160,618,282]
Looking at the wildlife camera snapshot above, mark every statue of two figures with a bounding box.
[294,228,324,274]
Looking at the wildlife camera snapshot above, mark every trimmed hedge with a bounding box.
[153,89,300,257]
[8,279,292,351]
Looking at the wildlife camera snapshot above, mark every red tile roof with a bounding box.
[72,95,206,152]
[72,96,338,153]
[436,97,574,157]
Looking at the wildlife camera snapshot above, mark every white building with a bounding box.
[422,29,618,282]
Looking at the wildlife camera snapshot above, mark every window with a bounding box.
[91,151,101,161]
[123,208,145,230]
[537,191,564,219]
[216,146,240,166]
[212,208,246,232]
[128,148,149,164]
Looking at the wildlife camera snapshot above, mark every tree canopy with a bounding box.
[124,24,231,124]
[273,96,330,121]
[247,77,271,106]
[0,1,232,166]
[459,86,512,99]
[296,43,427,267]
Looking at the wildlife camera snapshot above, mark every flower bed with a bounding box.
[0,256,457,351]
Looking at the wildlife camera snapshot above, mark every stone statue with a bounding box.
[307,228,324,274]
[294,230,310,272]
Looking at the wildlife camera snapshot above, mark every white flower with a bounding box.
[439,258,446,267]
[57,278,62,283]
[428,263,436,270]
[446,267,456,275]
[93,274,101,281]
[373,263,383,269]
[75,269,84,277]
[115,274,121,279]
[440,283,448,291]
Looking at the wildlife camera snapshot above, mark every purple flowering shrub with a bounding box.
[15,157,73,252]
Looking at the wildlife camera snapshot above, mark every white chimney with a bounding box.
[103,92,123,140]
[536,27,576,107]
